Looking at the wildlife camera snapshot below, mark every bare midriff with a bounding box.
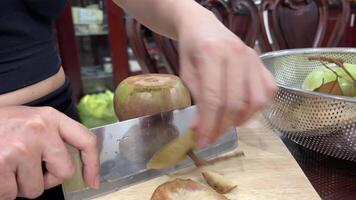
[0,67,66,107]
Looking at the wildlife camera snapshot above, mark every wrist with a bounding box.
[174,2,219,39]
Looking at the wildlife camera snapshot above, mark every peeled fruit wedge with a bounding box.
[302,65,338,91]
[147,129,196,169]
[302,63,356,97]
[151,179,228,200]
[343,63,356,78]
[338,77,356,97]
[202,171,237,194]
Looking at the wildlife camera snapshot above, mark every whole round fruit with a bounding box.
[114,74,192,121]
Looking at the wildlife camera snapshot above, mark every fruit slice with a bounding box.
[302,66,337,91]
[147,129,196,169]
[151,179,228,200]
[305,56,356,97]
[338,77,356,97]
[338,63,356,81]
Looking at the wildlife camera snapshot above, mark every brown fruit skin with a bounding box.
[316,80,343,96]
[114,74,191,121]
[151,179,228,200]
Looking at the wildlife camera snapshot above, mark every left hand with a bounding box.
[178,15,277,147]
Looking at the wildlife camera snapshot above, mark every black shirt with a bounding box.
[0,0,67,94]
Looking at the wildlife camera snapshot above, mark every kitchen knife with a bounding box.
[63,106,237,200]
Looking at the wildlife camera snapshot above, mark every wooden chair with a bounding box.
[125,16,160,74]
[258,0,351,52]
[126,0,260,75]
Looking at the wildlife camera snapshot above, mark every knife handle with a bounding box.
[62,145,87,193]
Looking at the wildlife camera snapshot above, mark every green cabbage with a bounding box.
[77,90,118,128]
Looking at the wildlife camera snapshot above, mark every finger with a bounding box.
[0,172,17,200]
[42,138,76,187]
[235,59,268,125]
[205,59,232,144]
[180,58,201,101]
[194,50,225,148]
[180,56,203,144]
[223,51,248,130]
[43,172,64,190]
[56,113,99,189]
[261,64,278,99]
[181,61,201,144]
[16,154,44,199]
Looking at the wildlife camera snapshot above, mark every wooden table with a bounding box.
[94,113,321,200]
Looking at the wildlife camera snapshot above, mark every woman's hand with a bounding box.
[0,106,99,199]
[178,15,277,147]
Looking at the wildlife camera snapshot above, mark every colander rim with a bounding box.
[260,48,356,104]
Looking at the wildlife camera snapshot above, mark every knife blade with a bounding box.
[63,106,238,200]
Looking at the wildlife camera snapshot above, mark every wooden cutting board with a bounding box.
[94,113,321,200]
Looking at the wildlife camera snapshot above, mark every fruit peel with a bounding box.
[202,171,237,194]
[151,179,228,200]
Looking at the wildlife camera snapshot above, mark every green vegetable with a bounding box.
[77,90,118,128]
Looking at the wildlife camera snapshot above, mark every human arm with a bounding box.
[114,0,277,147]
[114,0,215,39]
[0,106,99,199]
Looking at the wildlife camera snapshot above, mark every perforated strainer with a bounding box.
[261,48,356,161]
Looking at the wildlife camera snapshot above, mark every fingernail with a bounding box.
[93,175,100,189]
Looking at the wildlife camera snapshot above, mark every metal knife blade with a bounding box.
[63,106,238,200]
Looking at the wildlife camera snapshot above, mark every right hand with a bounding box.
[178,17,277,147]
[0,106,100,199]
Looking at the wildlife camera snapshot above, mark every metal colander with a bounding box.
[261,48,356,161]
